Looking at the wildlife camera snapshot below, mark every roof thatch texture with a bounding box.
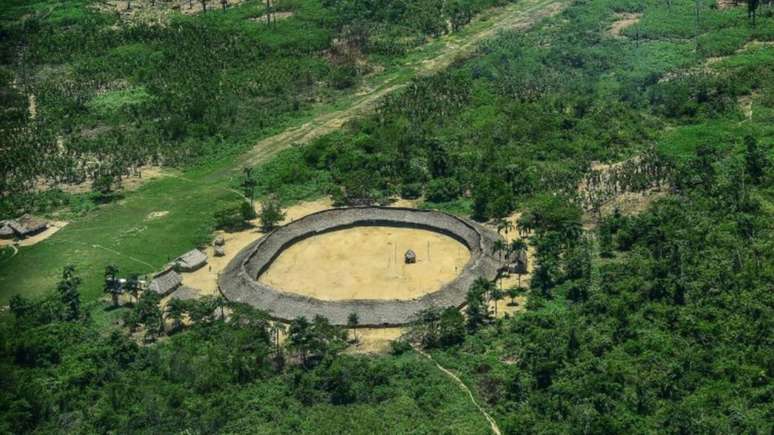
[507,251,528,274]
[13,215,48,236]
[176,249,208,271]
[168,285,199,301]
[0,223,14,238]
[148,269,183,295]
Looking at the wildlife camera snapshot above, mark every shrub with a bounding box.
[426,178,461,202]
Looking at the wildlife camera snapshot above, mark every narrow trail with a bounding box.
[413,344,502,435]
[243,0,565,167]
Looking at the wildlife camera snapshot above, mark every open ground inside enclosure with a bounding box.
[259,226,471,301]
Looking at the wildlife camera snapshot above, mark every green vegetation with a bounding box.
[0,0,514,212]
[1,0,773,432]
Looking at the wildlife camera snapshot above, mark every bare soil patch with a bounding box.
[347,327,406,354]
[145,210,169,221]
[607,13,641,38]
[260,226,471,301]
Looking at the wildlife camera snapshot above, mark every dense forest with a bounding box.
[1,0,773,432]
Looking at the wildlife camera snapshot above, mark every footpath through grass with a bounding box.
[0,0,566,303]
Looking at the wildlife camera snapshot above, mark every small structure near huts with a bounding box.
[0,223,14,239]
[404,249,416,264]
[168,285,199,301]
[507,251,528,274]
[213,235,225,246]
[214,245,225,257]
[148,268,183,296]
[0,215,48,239]
[175,249,208,272]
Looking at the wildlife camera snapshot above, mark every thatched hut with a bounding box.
[404,249,416,264]
[148,268,183,296]
[2,215,48,239]
[507,251,528,274]
[213,235,225,246]
[175,249,208,272]
[0,222,14,239]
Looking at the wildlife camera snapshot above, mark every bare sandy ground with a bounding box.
[0,220,69,248]
[346,327,406,354]
[261,226,471,301]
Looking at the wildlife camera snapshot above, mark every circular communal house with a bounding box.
[218,206,502,326]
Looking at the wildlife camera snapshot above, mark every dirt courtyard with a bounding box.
[260,226,471,301]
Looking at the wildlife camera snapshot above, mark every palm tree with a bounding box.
[270,322,286,354]
[167,299,185,333]
[506,287,519,306]
[215,296,226,320]
[241,167,257,207]
[347,312,359,343]
[496,218,514,236]
[492,239,507,261]
[125,273,141,304]
[509,239,528,287]
[104,265,121,307]
[490,287,503,318]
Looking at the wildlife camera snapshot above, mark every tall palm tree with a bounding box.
[347,312,359,343]
[492,239,507,261]
[490,287,503,318]
[167,299,185,333]
[509,239,528,287]
[104,265,121,307]
[496,218,514,236]
[125,273,141,304]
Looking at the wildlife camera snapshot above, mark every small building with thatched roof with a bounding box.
[404,249,416,264]
[213,235,225,246]
[148,268,183,296]
[175,249,208,272]
[0,222,14,239]
[507,251,528,274]
[1,215,48,239]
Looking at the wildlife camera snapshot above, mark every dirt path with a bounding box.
[243,0,565,166]
[413,344,502,435]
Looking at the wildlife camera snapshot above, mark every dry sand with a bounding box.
[260,226,471,301]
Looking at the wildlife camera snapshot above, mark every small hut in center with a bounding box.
[507,251,529,275]
[175,249,208,272]
[0,215,48,239]
[148,268,183,296]
[404,249,416,264]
